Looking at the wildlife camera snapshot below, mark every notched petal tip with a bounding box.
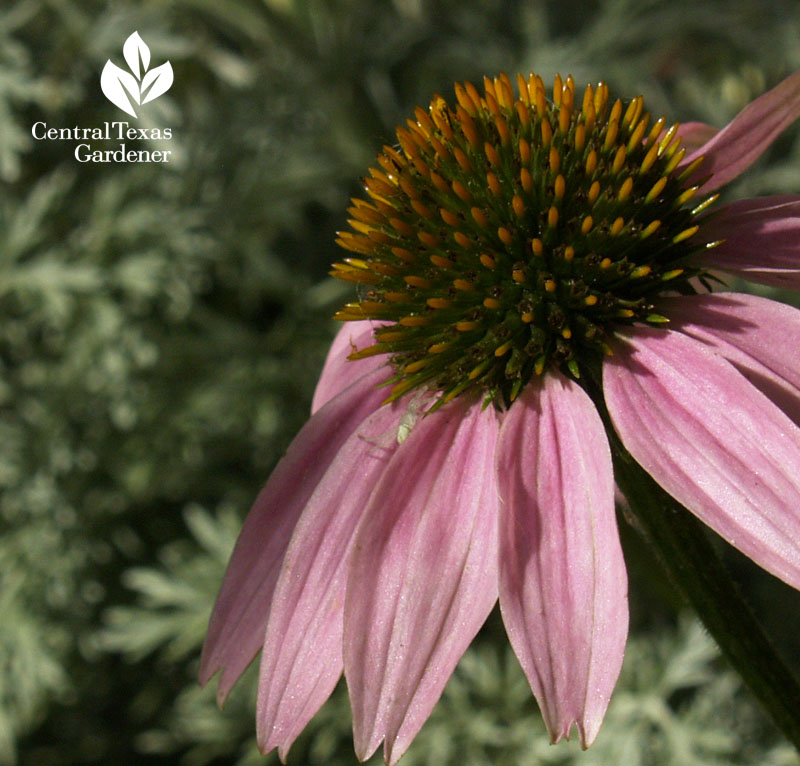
[545,712,602,749]
[548,722,568,745]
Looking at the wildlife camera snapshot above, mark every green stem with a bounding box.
[613,444,800,748]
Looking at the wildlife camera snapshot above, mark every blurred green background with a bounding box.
[3,0,800,764]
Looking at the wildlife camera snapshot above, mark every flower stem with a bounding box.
[612,442,800,749]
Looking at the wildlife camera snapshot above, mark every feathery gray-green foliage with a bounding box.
[2,0,800,764]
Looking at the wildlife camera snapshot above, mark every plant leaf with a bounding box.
[123,31,150,80]
[140,62,174,105]
[100,60,140,117]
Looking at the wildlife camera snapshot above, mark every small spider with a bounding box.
[358,389,431,451]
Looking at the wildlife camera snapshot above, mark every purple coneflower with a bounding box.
[201,71,800,763]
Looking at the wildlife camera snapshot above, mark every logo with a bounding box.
[101,31,173,118]
[32,31,175,163]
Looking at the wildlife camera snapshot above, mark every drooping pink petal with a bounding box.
[677,121,718,153]
[695,195,800,289]
[604,327,800,591]
[199,365,389,701]
[496,374,627,747]
[344,398,500,765]
[662,292,800,425]
[257,401,403,758]
[680,71,800,191]
[312,320,386,413]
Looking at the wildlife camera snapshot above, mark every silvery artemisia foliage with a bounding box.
[1,0,800,763]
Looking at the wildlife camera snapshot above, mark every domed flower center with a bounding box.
[332,72,716,408]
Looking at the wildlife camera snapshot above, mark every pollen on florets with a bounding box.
[332,72,718,408]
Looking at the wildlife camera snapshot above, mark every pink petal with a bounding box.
[257,401,403,758]
[199,365,389,701]
[681,71,800,191]
[496,374,628,747]
[677,121,718,153]
[344,398,500,765]
[661,292,800,425]
[604,327,800,591]
[696,195,800,289]
[312,320,386,414]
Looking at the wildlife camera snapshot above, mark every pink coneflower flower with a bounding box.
[201,71,800,763]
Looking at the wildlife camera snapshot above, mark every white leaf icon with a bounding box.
[140,62,174,105]
[101,60,140,117]
[123,31,150,80]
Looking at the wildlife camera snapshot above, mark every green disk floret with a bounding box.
[332,72,716,408]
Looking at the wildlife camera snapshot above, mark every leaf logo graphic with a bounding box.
[101,32,173,118]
